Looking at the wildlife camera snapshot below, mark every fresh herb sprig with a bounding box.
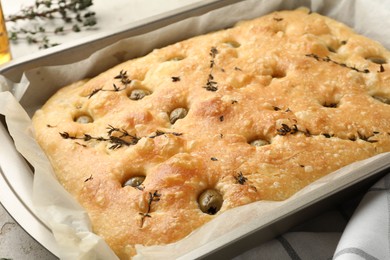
[60,125,140,149]
[139,191,161,228]
[59,126,183,149]
[305,53,371,73]
[203,47,219,92]
[6,0,97,49]
[88,70,131,98]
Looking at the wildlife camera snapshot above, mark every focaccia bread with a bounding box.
[32,8,390,259]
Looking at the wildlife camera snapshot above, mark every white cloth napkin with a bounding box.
[333,174,390,260]
[233,173,390,260]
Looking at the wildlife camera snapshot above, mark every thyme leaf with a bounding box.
[171,76,181,82]
[234,172,247,185]
[233,172,257,191]
[379,64,385,73]
[148,130,183,139]
[276,123,298,136]
[84,174,93,182]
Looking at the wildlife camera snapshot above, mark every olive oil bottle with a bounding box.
[0,2,11,65]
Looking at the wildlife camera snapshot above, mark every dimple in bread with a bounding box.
[32,8,390,259]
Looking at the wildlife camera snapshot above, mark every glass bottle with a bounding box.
[0,1,11,64]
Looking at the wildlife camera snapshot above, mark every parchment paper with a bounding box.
[0,0,390,259]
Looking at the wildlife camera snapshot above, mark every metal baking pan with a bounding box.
[0,0,246,83]
[0,121,59,256]
[1,0,389,258]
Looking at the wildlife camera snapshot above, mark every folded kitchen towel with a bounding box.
[333,174,390,260]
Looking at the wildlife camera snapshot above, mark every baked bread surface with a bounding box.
[32,8,390,259]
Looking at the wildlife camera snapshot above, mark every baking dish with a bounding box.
[1,0,389,258]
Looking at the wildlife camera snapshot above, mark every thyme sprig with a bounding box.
[59,125,140,149]
[114,69,132,85]
[6,0,94,21]
[6,0,96,49]
[88,70,131,98]
[305,53,370,73]
[203,47,219,92]
[139,191,161,228]
[281,123,381,143]
[234,172,247,185]
[59,127,183,149]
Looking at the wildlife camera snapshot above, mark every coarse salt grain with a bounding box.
[304,165,314,172]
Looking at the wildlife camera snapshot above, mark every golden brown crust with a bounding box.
[32,8,390,259]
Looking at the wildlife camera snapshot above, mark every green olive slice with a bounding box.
[366,57,387,65]
[129,89,150,100]
[250,139,269,147]
[327,46,336,53]
[123,176,145,187]
[168,56,185,61]
[373,95,390,105]
[169,107,187,124]
[198,189,223,215]
[75,115,93,124]
[224,41,241,48]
